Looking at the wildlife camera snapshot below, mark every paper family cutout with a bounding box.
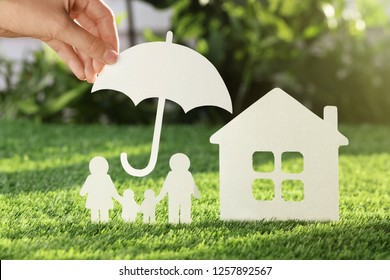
[82,32,348,223]
[81,153,200,224]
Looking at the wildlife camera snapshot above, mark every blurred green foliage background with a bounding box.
[1,0,390,124]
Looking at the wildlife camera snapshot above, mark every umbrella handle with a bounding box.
[120,98,165,177]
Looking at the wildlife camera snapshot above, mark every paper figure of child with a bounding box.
[157,153,200,224]
[121,189,139,222]
[80,156,122,223]
[140,189,158,224]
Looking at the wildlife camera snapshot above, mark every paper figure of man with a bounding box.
[157,153,200,224]
[80,156,122,223]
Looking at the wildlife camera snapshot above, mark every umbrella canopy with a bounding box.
[92,32,232,177]
[92,32,232,113]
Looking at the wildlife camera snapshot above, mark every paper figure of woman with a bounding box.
[80,156,122,222]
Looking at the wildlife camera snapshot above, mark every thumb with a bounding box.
[57,18,118,65]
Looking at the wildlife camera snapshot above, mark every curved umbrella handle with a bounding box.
[121,98,165,177]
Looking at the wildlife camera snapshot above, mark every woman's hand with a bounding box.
[0,0,119,82]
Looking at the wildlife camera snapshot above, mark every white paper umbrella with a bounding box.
[92,32,232,177]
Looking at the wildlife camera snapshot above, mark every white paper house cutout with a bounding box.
[210,88,348,221]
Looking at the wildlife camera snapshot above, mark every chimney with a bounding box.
[323,106,338,128]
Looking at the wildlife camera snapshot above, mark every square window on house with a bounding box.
[253,151,274,172]
[252,179,274,201]
[282,152,304,173]
[282,180,304,201]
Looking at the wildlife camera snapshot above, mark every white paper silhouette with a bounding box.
[83,30,348,223]
[210,88,348,221]
[80,156,122,223]
[92,31,233,177]
[140,189,158,224]
[157,153,200,224]
[121,189,139,222]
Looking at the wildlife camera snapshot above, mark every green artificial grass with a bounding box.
[0,120,389,259]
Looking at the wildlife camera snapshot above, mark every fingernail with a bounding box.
[69,60,85,80]
[103,49,118,64]
[86,74,97,84]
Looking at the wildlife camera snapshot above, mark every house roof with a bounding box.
[210,88,348,147]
